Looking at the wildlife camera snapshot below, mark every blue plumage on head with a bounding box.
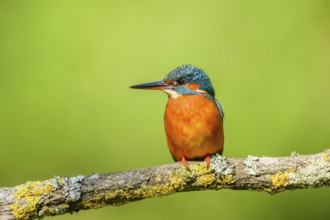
[164,65,215,97]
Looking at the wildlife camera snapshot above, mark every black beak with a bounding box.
[129,81,169,90]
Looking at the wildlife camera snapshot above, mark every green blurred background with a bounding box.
[1,0,330,219]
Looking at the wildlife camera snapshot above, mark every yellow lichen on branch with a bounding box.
[271,171,289,190]
[11,181,55,220]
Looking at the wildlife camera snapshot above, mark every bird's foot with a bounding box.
[205,154,210,169]
[181,157,190,171]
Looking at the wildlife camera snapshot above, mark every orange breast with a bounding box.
[164,94,224,161]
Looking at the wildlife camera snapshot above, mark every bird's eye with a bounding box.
[177,78,185,85]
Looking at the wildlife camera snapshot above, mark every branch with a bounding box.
[1,150,330,220]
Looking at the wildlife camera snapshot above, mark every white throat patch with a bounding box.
[163,89,182,99]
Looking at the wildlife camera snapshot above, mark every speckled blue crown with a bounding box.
[164,65,215,97]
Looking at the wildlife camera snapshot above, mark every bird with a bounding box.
[130,65,224,170]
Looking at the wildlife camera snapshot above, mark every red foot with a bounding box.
[181,157,190,171]
[205,154,210,169]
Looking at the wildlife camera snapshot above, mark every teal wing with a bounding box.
[214,99,224,121]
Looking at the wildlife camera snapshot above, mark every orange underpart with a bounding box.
[164,94,224,161]
[181,157,190,171]
[205,154,210,169]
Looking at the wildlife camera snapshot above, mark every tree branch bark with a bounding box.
[1,150,330,220]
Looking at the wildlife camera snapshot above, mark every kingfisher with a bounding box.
[130,65,224,170]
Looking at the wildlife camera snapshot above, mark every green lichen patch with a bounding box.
[179,163,212,180]
[322,153,330,163]
[168,172,187,189]
[287,167,297,173]
[155,175,162,182]
[217,174,235,187]
[39,204,70,217]
[11,181,55,220]
[82,193,107,209]
[82,172,188,209]
[133,172,187,199]
[196,174,216,187]
[133,184,172,199]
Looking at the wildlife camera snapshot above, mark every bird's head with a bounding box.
[130,65,215,98]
